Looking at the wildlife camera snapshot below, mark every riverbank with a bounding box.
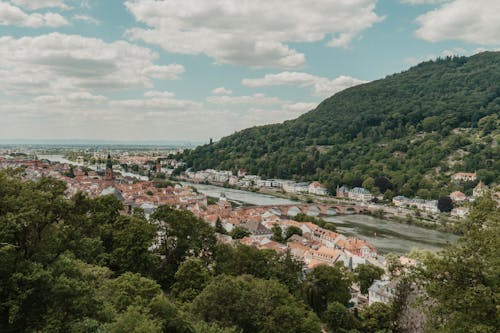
[179,178,460,234]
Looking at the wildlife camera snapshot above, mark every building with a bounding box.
[473,181,488,198]
[349,187,374,202]
[449,191,467,202]
[451,207,469,218]
[104,154,113,181]
[451,172,476,182]
[368,279,399,304]
[336,185,350,198]
[308,181,328,196]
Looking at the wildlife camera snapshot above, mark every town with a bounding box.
[1,148,498,311]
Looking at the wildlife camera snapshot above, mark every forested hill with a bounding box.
[181,52,500,198]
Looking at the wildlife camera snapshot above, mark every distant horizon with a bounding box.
[0,138,204,147]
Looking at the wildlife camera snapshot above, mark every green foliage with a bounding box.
[151,205,216,287]
[228,226,250,239]
[303,264,352,315]
[359,302,393,333]
[109,216,158,276]
[213,244,304,292]
[323,301,359,333]
[180,52,500,198]
[354,264,385,294]
[192,275,321,333]
[171,258,212,302]
[286,225,303,240]
[271,224,285,243]
[416,195,500,332]
[437,196,453,212]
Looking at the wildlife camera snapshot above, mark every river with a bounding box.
[323,215,458,255]
[185,182,458,255]
[181,182,299,206]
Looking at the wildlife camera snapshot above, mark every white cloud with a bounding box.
[110,95,201,111]
[0,33,184,96]
[73,14,99,25]
[206,93,285,105]
[212,87,233,95]
[34,92,107,105]
[0,2,69,27]
[125,0,383,68]
[401,0,449,4]
[242,72,367,97]
[144,90,175,98]
[415,0,500,44]
[142,64,185,80]
[10,0,69,10]
[282,102,317,112]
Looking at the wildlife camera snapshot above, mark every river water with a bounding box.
[185,182,459,255]
[181,182,299,206]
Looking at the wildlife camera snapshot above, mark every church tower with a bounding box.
[105,154,114,181]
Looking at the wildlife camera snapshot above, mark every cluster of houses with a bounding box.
[183,168,330,196]
[203,205,380,271]
[392,196,439,213]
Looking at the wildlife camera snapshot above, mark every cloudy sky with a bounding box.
[0,0,499,143]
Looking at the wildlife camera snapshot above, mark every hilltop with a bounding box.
[181,52,500,198]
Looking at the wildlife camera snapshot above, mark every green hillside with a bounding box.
[181,52,500,199]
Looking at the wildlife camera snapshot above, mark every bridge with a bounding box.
[235,203,369,217]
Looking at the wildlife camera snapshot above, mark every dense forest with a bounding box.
[180,52,500,199]
[1,170,498,332]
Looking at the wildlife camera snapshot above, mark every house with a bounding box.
[336,237,377,258]
[449,191,467,202]
[451,172,477,182]
[308,181,328,196]
[473,181,488,198]
[349,187,374,202]
[336,185,350,198]
[392,196,408,207]
[451,207,469,218]
[368,279,399,304]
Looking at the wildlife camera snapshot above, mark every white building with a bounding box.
[368,279,398,304]
[308,181,328,196]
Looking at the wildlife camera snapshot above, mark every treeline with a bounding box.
[180,52,500,199]
[1,171,498,332]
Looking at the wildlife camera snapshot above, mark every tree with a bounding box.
[437,196,453,212]
[271,224,284,243]
[303,264,352,315]
[360,302,393,333]
[228,226,250,240]
[323,301,359,333]
[109,215,158,276]
[285,226,303,240]
[215,217,226,234]
[192,275,321,333]
[374,177,393,194]
[354,264,385,294]
[171,258,212,302]
[151,206,216,287]
[105,306,162,333]
[416,196,500,332]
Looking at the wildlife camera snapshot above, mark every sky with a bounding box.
[0,0,499,143]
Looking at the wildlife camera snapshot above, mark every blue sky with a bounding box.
[0,0,498,143]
